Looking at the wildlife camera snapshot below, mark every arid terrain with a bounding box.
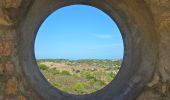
[37,59,121,94]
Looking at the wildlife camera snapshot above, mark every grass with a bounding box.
[37,59,121,94]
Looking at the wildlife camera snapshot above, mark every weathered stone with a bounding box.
[5,77,17,95]
[5,97,16,100]
[148,73,160,87]
[0,83,5,99]
[144,0,160,6]
[6,62,14,76]
[159,0,170,7]
[0,63,4,75]
[17,95,27,100]
[158,32,170,83]
[0,9,13,26]
[0,28,17,41]
[161,83,169,94]
[0,95,4,100]
[0,41,12,57]
[0,0,169,100]
[137,88,162,100]
[145,0,170,7]
[0,0,22,8]
[159,12,170,31]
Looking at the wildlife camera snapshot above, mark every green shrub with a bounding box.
[39,64,49,70]
[86,74,96,80]
[61,70,71,75]
[95,80,106,86]
[81,71,96,81]
[74,82,85,94]
[47,68,60,75]
[106,75,113,82]
[109,71,117,79]
[53,83,62,88]
[37,59,122,94]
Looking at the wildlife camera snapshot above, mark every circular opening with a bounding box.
[20,1,157,99]
[34,5,124,95]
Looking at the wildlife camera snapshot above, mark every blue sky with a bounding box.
[35,5,124,60]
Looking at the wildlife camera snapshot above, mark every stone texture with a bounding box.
[137,89,162,100]
[0,9,13,26]
[0,41,12,57]
[5,62,14,76]
[136,0,170,99]
[0,0,169,100]
[159,12,170,31]
[5,77,17,95]
[0,0,22,8]
[0,82,5,100]
[0,63,4,75]
[17,95,27,100]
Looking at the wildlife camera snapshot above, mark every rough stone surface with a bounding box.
[0,63,4,75]
[0,0,22,8]
[0,0,169,100]
[0,9,13,26]
[5,77,17,95]
[5,62,14,76]
[0,42,12,57]
[17,95,27,100]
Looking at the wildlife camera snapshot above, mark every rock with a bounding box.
[0,0,22,8]
[5,77,17,95]
[0,9,13,26]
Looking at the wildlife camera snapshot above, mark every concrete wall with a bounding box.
[0,0,169,100]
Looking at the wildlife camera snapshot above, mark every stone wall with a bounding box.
[137,0,170,100]
[0,0,169,100]
[0,0,41,99]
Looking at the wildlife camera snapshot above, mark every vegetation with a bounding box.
[74,82,85,94]
[39,64,49,70]
[37,59,121,94]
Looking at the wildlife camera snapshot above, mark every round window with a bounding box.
[20,0,157,100]
[34,5,124,95]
